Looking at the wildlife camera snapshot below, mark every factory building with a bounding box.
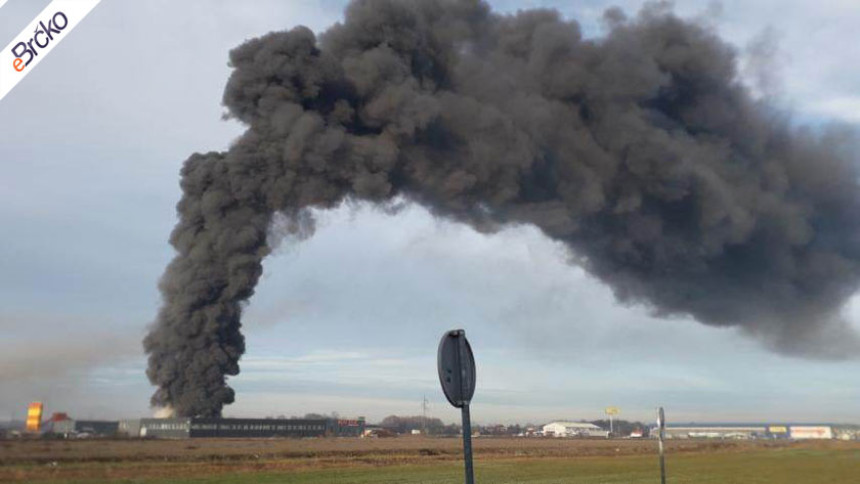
[51,420,120,437]
[660,424,766,439]
[118,419,141,437]
[655,423,836,440]
[542,421,609,438]
[331,418,365,437]
[790,426,833,440]
[135,417,365,439]
[26,402,43,432]
[15,402,364,439]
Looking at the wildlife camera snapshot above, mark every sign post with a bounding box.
[438,329,477,484]
[657,407,666,484]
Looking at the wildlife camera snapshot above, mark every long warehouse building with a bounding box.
[135,417,365,439]
[655,423,837,440]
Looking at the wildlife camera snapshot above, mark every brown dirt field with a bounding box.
[1,437,858,483]
[0,436,811,464]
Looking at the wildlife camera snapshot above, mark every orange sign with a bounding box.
[26,402,43,432]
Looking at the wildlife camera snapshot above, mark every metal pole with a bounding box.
[422,395,427,435]
[658,422,666,484]
[461,404,475,484]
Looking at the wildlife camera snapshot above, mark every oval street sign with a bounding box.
[437,329,476,408]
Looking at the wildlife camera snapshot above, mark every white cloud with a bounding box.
[803,96,860,124]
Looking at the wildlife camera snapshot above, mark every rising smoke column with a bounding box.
[144,0,860,417]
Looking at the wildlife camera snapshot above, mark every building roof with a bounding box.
[656,422,838,429]
[544,421,602,430]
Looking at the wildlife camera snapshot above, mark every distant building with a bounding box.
[52,420,119,437]
[26,402,43,433]
[790,426,833,440]
[119,419,141,437]
[542,421,609,438]
[334,418,365,437]
[136,417,365,439]
[653,423,836,440]
[767,426,790,439]
[661,424,765,440]
[833,426,860,441]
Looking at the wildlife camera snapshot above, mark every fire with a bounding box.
[153,406,174,418]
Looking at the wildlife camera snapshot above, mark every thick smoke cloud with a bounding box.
[144,0,860,417]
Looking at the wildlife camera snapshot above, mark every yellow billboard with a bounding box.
[26,402,43,432]
[768,426,788,434]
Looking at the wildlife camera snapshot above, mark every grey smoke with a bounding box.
[0,334,138,383]
[144,0,860,417]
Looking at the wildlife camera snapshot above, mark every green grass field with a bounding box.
[11,446,860,484]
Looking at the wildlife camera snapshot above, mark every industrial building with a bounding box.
[659,423,766,439]
[654,423,836,440]
[52,420,119,437]
[15,402,365,440]
[542,421,609,438]
[790,426,834,440]
[134,417,366,439]
[25,402,43,432]
[118,419,141,437]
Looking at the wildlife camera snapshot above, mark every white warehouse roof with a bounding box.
[544,421,602,430]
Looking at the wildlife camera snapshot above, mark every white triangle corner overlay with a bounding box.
[0,0,101,102]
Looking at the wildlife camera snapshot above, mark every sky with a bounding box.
[1,0,860,426]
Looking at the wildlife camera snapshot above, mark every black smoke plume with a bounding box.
[144,0,860,417]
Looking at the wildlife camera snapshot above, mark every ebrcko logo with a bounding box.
[11,11,70,72]
[0,0,101,102]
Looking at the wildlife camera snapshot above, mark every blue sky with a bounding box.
[1,0,860,425]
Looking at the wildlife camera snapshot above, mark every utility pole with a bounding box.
[421,395,425,435]
[657,407,667,484]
